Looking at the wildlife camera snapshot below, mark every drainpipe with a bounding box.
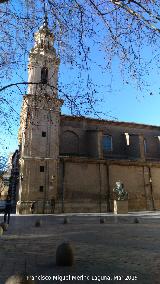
[98,163,102,213]
[43,159,48,214]
[106,163,111,212]
[61,160,65,213]
[148,166,155,210]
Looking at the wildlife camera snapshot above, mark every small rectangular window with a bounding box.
[40,166,44,172]
[103,135,112,151]
[42,131,46,137]
[41,67,48,84]
[39,186,44,192]
[125,133,130,146]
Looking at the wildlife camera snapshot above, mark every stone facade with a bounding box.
[57,116,160,212]
[15,19,160,214]
[17,17,63,214]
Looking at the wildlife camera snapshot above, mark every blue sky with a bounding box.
[3,57,160,157]
[60,43,160,126]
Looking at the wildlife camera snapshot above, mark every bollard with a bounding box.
[1,222,8,231]
[5,274,36,284]
[56,242,74,266]
[63,217,69,224]
[134,217,139,224]
[0,225,3,236]
[35,220,41,227]
[100,217,105,224]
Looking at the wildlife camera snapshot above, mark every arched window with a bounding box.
[103,135,112,152]
[41,67,48,84]
[60,131,79,155]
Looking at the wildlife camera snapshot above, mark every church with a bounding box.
[10,16,160,214]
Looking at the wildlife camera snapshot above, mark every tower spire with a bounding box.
[43,0,48,27]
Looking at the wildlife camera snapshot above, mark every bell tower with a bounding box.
[28,14,59,97]
[17,15,63,214]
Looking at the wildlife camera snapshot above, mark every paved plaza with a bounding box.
[0,212,160,284]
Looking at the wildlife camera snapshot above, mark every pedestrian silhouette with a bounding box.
[4,195,12,224]
[31,201,36,214]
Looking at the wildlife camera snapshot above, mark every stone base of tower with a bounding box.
[16,200,56,214]
[18,158,60,214]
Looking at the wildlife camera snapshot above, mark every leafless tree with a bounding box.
[0,156,7,175]
[0,0,160,150]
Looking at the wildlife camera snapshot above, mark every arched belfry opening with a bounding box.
[41,67,48,84]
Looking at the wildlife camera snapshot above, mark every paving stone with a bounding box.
[0,212,160,283]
